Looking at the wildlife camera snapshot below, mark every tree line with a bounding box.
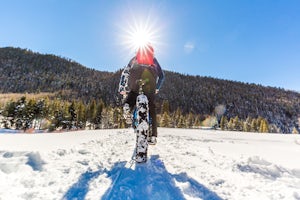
[158,99,299,133]
[1,96,298,134]
[0,96,105,131]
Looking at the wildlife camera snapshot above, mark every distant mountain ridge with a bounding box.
[0,47,299,133]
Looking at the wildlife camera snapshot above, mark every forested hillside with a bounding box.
[0,47,299,133]
[0,47,119,104]
[160,72,300,133]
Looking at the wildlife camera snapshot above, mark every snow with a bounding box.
[0,128,300,200]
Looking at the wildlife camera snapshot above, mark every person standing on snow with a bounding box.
[118,43,164,145]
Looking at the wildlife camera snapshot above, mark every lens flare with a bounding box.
[124,18,159,52]
[131,27,151,50]
[117,8,164,59]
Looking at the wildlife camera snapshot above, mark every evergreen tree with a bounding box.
[95,100,104,129]
[77,101,86,129]
[173,108,183,128]
[292,127,299,134]
[87,100,97,126]
[220,116,228,130]
[68,101,77,129]
[160,112,171,127]
[256,117,263,131]
[251,118,258,132]
[259,119,269,133]
[161,100,170,114]
[177,115,186,128]
[113,107,123,128]
[186,113,194,128]
[51,110,63,131]
[193,115,201,128]
[24,98,36,130]
[233,116,242,131]
[2,100,17,128]
[228,118,234,131]
[15,96,27,130]
[100,104,111,129]
[43,97,51,117]
[243,117,252,132]
[34,99,47,129]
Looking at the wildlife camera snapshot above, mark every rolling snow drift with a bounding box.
[0,128,300,200]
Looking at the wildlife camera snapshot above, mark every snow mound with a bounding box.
[236,156,300,180]
[0,151,45,174]
[26,152,45,171]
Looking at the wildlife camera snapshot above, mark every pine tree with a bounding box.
[251,118,258,132]
[256,116,263,131]
[259,119,269,133]
[160,112,171,127]
[3,100,17,128]
[95,100,104,129]
[177,115,186,128]
[15,96,27,130]
[193,115,201,128]
[243,117,252,132]
[227,118,234,131]
[87,100,97,126]
[220,116,228,130]
[24,98,36,130]
[68,101,77,129]
[292,127,299,134]
[113,107,123,128]
[186,113,194,128]
[43,97,50,117]
[60,101,70,129]
[77,101,86,129]
[233,116,242,131]
[264,119,269,133]
[161,100,170,114]
[173,108,183,128]
[34,99,47,129]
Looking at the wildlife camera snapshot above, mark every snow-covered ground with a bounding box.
[0,128,300,200]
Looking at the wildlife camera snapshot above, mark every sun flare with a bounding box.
[119,11,163,58]
[130,27,149,48]
[125,20,158,51]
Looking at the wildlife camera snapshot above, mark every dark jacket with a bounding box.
[119,57,164,94]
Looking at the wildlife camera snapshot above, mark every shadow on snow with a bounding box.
[63,169,104,200]
[63,155,222,200]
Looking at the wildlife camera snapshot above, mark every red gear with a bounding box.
[136,44,154,66]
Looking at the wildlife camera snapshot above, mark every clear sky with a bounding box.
[1,0,300,92]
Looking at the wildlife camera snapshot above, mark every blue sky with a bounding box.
[1,0,300,92]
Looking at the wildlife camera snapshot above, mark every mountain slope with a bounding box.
[160,71,300,133]
[0,47,117,103]
[0,129,299,199]
[0,47,299,133]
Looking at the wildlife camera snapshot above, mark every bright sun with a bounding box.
[124,20,158,51]
[132,28,152,49]
[119,11,162,56]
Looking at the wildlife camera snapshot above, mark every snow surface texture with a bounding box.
[0,128,300,200]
